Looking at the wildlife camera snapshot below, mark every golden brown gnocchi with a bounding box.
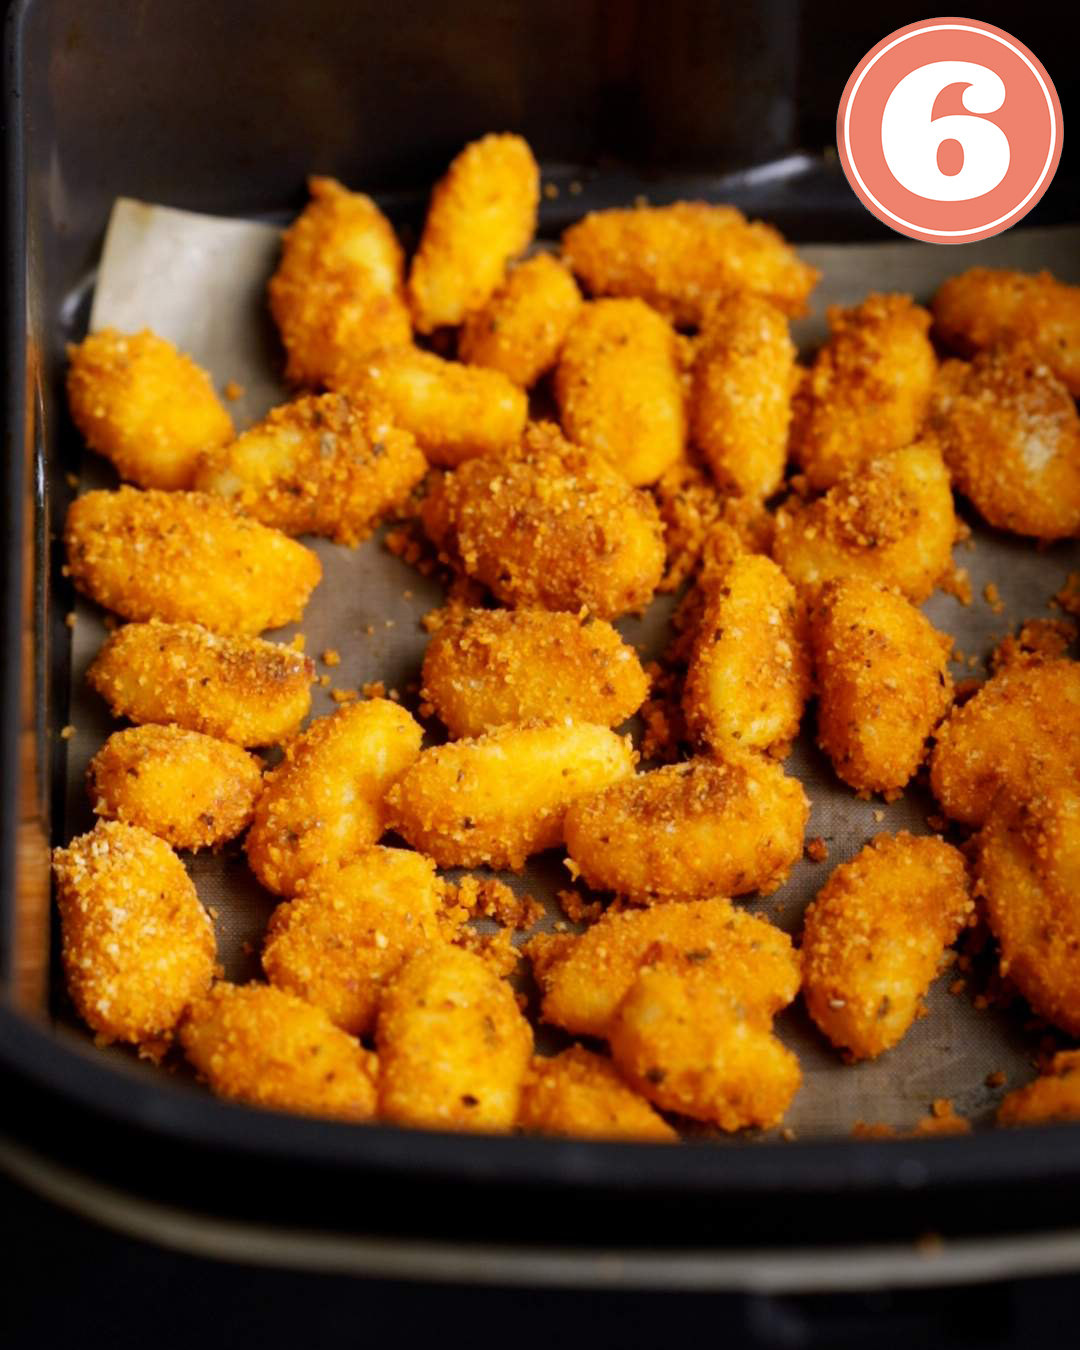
[518,1047,677,1141]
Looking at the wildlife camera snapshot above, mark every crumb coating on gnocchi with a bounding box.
[810,578,953,795]
[772,440,957,603]
[65,488,322,635]
[268,175,411,388]
[246,699,422,897]
[998,1051,1080,1127]
[561,201,818,326]
[683,553,809,757]
[262,846,452,1035]
[421,607,648,738]
[801,833,973,1060]
[459,251,581,387]
[407,133,539,333]
[66,328,234,491]
[929,657,1080,827]
[87,620,315,747]
[87,725,263,850]
[790,293,937,491]
[421,421,665,618]
[180,982,378,1121]
[52,821,216,1047]
[376,946,533,1131]
[691,293,797,500]
[386,721,635,870]
[928,346,1080,540]
[564,754,808,902]
[518,1047,677,1141]
[554,298,686,486]
[194,393,426,546]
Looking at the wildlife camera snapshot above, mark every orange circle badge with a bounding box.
[837,17,1063,243]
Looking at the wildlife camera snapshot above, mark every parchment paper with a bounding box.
[63,198,1080,1137]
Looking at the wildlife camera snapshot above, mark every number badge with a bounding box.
[837,18,1062,244]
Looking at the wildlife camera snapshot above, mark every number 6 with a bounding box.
[881,61,1011,202]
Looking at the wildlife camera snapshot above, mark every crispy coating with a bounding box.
[87,725,263,850]
[407,133,539,333]
[564,754,808,902]
[772,440,956,603]
[262,846,450,1035]
[87,620,315,747]
[52,821,216,1046]
[560,201,818,325]
[554,298,686,486]
[691,293,797,499]
[527,898,799,1038]
[933,268,1080,397]
[610,967,801,1130]
[978,773,1080,1036]
[65,488,322,635]
[421,608,648,738]
[386,721,635,870]
[801,833,973,1060]
[928,346,1080,540]
[421,421,665,618]
[683,553,809,756]
[194,393,426,546]
[246,700,423,896]
[458,252,582,386]
[66,328,234,490]
[267,175,411,388]
[334,344,526,467]
[998,1051,1080,1127]
[810,578,953,795]
[376,946,533,1131]
[929,658,1080,827]
[518,1047,676,1141]
[180,982,377,1121]
[790,294,937,491]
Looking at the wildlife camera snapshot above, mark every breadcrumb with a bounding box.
[998,1051,1080,1126]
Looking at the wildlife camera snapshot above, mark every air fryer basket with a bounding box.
[5,0,1080,1282]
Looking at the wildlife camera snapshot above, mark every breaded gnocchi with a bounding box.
[527,898,799,1038]
[978,773,1080,1036]
[386,721,634,870]
[66,328,234,491]
[87,621,315,747]
[246,699,423,896]
[267,175,411,387]
[564,754,808,901]
[518,1047,676,1141]
[180,982,378,1121]
[51,821,216,1047]
[334,344,526,467]
[421,421,665,618]
[801,833,973,1060]
[193,393,426,546]
[929,657,1080,827]
[554,298,685,486]
[87,725,263,850]
[772,440,957,603]
[933,268,1080,397]
[262,846,450,1035]
[561,201,818,325]
[610,966,802,1131]
[810,578,953,795]
[458,252,582,386]
[928,346,1080,540]
[65,488,322,635]
[376,945,533,1131]
[691,293,797,499]
[683,553,809,756]
[790,293,937,491]
[998,1051,1080,1127]
[407,133,539,332]
[421,608,648,738]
